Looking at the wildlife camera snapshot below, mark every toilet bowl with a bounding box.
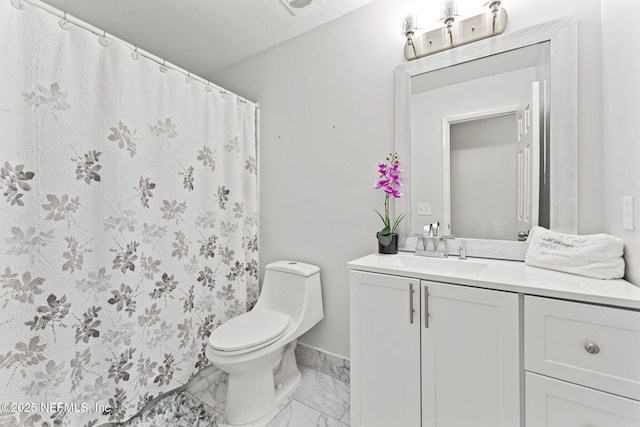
[206,260,323,425]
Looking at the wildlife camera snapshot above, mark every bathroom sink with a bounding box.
[380,254,488,276]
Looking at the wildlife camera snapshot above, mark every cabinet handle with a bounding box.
[409,283,415,324]
[584,342,600,355]
[424,286,429,329]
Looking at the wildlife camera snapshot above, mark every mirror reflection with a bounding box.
[409,42,550,241]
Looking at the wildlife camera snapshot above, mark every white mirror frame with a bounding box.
[395,16,577,260]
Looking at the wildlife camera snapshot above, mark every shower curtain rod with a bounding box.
[12,0,259,108]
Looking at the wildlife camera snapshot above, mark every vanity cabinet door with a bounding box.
[350,271,421,427]
[526,372,640,426]
[420,281,521,427]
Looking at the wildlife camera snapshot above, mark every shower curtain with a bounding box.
[0,1,259,425]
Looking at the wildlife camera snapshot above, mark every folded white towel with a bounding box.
[524,226,625,280]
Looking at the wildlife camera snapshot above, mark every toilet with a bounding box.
[206,260,324,425]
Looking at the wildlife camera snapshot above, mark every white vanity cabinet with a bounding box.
[524,296,640,426]
[350,270,521,427]
[349,252,640,427]
[349,271,421,427]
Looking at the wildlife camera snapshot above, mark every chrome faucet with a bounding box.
[416,222,449,258]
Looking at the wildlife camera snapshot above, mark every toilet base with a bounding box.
[222,340,301,426]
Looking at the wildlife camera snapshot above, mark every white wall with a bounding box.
[601,0,640,284]
[211,0,605,358]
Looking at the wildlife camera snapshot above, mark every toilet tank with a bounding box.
[255,261,323,334]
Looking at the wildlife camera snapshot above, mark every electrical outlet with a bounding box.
[623,196,635,231]
[417,202,432,216]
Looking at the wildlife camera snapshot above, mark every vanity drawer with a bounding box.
[526,372,640,426]
[525,296,640,401]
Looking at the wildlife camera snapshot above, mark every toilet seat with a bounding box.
[209,309,290,352]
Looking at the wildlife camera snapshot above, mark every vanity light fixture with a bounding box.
[403,0,508,61]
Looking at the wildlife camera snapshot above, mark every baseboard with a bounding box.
[294,342,350,385]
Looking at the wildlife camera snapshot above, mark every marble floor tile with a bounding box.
[126,363,350,427]
[292,367,350,421]
[266,401,348,427]
[185,368,228,412]
[266,400,322,427]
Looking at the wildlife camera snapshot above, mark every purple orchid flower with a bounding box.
[374,153,407,247]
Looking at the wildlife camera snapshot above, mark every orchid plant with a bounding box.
[375,152,406,247]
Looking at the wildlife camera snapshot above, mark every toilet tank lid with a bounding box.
[266,261,320,277]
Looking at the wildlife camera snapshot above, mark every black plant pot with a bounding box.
[378,233,399,254]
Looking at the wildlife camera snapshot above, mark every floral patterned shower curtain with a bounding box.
[0,1,259,425]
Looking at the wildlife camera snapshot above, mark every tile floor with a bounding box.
[192,366,350,427]
[123,365,350,427]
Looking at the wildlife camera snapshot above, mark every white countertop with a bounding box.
[348,252,640,310]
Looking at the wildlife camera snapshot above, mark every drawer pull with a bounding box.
[584,342,600,355]
[409,283,415,324]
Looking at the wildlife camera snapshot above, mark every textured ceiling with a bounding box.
[38,0,378,78]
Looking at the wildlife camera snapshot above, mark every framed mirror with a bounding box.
[395,16,577,260]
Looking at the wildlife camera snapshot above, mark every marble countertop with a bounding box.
[348,252,640,310]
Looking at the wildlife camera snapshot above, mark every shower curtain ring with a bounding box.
[131,46,139,60]
[98,31,109,47]
[160,60,168,73]
[185,72,192,84]
[59,12,69,30]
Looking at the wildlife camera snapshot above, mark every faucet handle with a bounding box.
[430,221,440,237]
[458,246,467,260]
